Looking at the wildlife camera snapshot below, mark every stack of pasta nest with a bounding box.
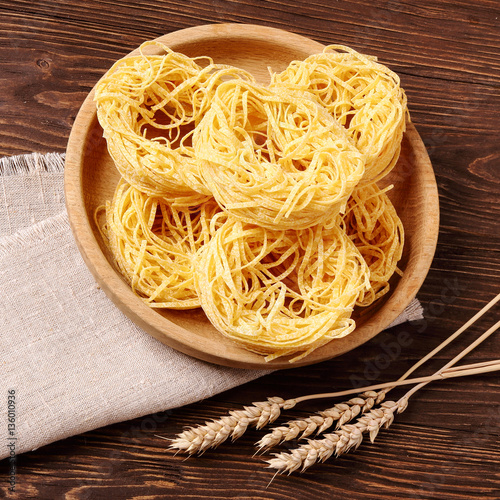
[94,41,407,362]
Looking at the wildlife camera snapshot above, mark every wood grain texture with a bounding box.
[0,0,499,499]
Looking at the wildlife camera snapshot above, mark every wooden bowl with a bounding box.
[65,24,439,369]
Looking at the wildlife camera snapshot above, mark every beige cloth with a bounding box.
[0,153,66,237]
[0,153,423,460]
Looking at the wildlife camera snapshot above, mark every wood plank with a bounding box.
[3,405,499,499]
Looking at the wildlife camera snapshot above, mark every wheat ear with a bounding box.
[266,397,408,473]
[169,397,296,455]
[255,390,384,453]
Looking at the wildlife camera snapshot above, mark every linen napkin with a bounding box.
[0,153,423,460]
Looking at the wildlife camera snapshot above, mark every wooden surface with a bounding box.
[0,1,499,499]
[64,24,439,369]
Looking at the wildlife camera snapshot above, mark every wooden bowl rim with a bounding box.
[65,23,439,369]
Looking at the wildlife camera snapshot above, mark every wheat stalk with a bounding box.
[257,293,500,453]
[268,359,500,474]
[266,318,500,474]
[291,292,500,407]
[167,293,499,459]
[166,357,500,457]
[255,390,384,453]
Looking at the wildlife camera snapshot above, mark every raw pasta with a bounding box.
[95,41,255,205]
[341,183,404,306]
[271,45,408,182]
[194,79,365,229]
[195,216,370,362]
[103,179,221,309]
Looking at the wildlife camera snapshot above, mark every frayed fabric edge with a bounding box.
[387,298,424,328]
[0,152,65,176]
[0,211,69,259]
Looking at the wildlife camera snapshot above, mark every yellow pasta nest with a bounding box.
[271,45,408,182]
[194,79,365,229]
[95,42,255,205]
[195,216,371,362]
[341,183,404,307]
[97,42,408,362]
[103,180,222,309]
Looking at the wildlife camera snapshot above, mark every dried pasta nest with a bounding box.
[95,42,255,205]
[194,216,371,362]
[271,45,408,182]
[341,183,405,307]
[102,180,222,309]
[193,80,365,230]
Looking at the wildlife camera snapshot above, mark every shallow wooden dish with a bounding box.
[65,23,439,369]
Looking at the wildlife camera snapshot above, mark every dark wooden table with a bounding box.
[1,1,499,499]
